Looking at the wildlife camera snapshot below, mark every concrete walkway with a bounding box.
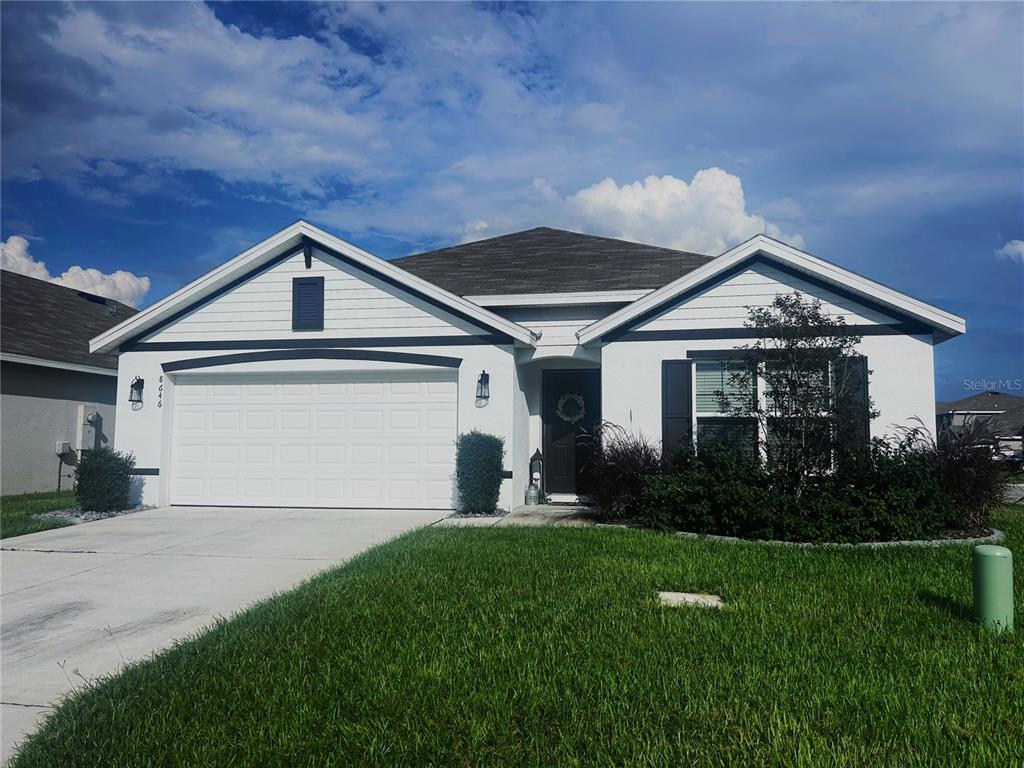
[0,506,444,762]
[436,504,597,528]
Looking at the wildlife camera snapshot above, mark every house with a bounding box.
[936,391,1024,454]
[1,270,137,494]
[89,221,965,511]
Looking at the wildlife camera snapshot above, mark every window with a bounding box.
[695,360,753,412]
[764,359,833,470]
[694,359,756,454]
[764,359,830,414]
[663,354,870,461]
[292,276,324,331]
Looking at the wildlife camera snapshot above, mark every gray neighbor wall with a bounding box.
[1,361,118,495]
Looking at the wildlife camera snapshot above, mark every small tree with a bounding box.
[718,292,877,494]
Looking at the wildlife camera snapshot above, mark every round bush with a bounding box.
[75,446,136,513]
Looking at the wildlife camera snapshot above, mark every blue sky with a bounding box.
[1,1,1021,401]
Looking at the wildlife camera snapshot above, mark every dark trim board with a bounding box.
[127,334,512,352]
[131,468,160,476]
[601,254,933,343]
[161,348,463,373]
[613,322,929,343]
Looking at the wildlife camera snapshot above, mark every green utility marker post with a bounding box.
[972,545,1014,632]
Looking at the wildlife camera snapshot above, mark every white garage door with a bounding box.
[169,371,458,509]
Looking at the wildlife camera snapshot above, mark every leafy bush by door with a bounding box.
[455,431,505,515]
[75,446,136,512]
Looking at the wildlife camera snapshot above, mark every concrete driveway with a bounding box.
[0,505,445,762]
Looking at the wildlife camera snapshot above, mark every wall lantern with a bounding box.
[525,449,544,505]
[129,376,144,410]
[475,370,490,407]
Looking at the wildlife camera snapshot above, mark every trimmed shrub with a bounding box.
[75,446,135,513]
[639,446,775,537]
[456,431,505,515]
[638,438,977,544]
[580,422,662,522]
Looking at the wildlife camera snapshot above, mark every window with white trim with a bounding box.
[694,359,757,454]
[763,358,833,471]
[663,354,870,461]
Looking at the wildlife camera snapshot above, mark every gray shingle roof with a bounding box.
[937,391,1024,438]
[936,391,1024,414]
[392,227,714,296]
[1,270,137,370]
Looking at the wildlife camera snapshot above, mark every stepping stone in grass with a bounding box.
[658,591,724,609]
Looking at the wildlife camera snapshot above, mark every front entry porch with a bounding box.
[516,357,602,502]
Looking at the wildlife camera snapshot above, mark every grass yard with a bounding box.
[0,490,74,539]
[13,507,1024,767]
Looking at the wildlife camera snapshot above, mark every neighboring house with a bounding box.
[1,270,137,494]
[936,391,1024,453]
[90,221,965,511]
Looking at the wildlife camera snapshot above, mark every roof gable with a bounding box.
[394,227,713,296]
[137,243,493,346]
[577,235,966,345]
[1,270,137,370]
[91,222,538,354]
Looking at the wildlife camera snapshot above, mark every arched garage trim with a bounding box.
[161,348,463,373]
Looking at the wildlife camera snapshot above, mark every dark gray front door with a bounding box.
[542,369,601,495]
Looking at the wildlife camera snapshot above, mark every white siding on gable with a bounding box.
[497,304,627,346]
[637,262,899,332]
[143,247,487,343]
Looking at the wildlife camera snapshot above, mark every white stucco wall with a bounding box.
[113,241,531,511]
[601,333,936,446]
[114,343,519,510]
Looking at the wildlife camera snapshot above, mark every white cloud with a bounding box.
[1,236,150,306]
[563,169,804,253]
[315,166,805,255]
[0,235,49,280]
[4,1,1016,259]
[995,240,1024,263]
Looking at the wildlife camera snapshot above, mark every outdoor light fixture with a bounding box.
[475,370,490,407]
[525,449,545,505]
[129,376,144,410]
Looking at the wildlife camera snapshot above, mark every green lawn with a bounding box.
[0,490,74,539]
[13,507,1023,767]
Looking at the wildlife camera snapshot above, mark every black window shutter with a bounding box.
[662,360,694,460]
[292,276,324,331]
[832,355,870,463]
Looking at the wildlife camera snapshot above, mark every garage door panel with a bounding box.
[170,371,457,509]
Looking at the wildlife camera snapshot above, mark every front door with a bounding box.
[542,369,601,495]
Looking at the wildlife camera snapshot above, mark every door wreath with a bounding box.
[556,392,586,424]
